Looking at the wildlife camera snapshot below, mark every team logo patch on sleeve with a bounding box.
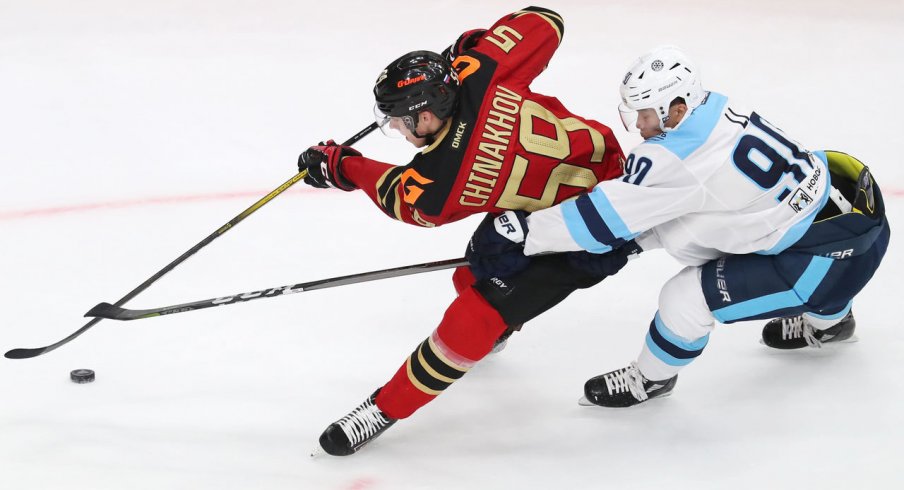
[788,189,814,213]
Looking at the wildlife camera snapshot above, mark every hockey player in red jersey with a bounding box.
[298,6,629,456]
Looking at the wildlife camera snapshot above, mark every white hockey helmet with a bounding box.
[618,45,704,133]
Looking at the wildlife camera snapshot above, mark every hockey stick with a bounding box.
[85,257,468,321]
[4,122,380,359]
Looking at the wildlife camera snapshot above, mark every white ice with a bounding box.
[2,1,902,489]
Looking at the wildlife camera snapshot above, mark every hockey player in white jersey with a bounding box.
[466,45,890,407]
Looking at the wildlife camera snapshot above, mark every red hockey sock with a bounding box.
[375,286,507,419]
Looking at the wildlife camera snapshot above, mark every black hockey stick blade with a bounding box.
[5,318,102,359]
[85,257,469,321]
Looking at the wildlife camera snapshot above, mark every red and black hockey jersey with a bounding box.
[341,6,625,227]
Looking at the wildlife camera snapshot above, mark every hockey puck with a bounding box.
[70,369,95,384]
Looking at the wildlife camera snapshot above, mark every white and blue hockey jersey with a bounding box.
[523,92,831,266]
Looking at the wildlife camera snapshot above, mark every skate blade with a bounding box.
[578,395,595,406]
[759,334,860,347]
[490,340,508,354]
[310,445,326,458]
[578,390,674,407]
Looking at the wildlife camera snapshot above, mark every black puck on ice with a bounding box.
[70,369,95,384]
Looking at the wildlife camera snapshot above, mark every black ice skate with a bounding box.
[317,390,397,456]
[761,311,857,349]
[490,326,518,354]
[579,362,677,408]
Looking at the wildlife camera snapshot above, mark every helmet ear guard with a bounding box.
[618,45,704,132]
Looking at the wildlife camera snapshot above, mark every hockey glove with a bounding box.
[298,140,361,191]
[441,28,487,63]
[466,210,530,280]
[566,240,643,278]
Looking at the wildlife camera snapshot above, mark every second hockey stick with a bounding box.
[85,257,469,321]
[4,122,379,359]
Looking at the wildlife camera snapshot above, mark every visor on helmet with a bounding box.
[374,103,418,138]
[618,102,639,133]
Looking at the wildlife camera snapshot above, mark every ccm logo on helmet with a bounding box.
[397,74,427,88]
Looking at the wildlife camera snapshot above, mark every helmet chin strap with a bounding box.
[658,116,671,133]
[410,116,448,142]
[416,132,436,146]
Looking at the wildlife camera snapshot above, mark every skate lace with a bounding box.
[603,362,649,402]
[337,398,390,446]
[781,316,822,348]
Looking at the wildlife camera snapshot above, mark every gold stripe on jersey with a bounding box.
[411,209,436,228]
[405,336,470,396]
[514,7,564,43]
[376,167,405,221]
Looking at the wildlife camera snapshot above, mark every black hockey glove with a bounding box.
[441,28,487,63]
[566,240,643,278]
[297,140,361,191]
[466,210,530,280]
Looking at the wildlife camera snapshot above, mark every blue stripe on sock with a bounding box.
[645,334,696,367]
[653,312,710,352]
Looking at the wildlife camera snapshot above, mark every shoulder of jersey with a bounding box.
[637,91,730,151]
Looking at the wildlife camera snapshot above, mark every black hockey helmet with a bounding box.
[373,50,460,130]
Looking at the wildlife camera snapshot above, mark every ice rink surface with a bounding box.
[2,1,902,488]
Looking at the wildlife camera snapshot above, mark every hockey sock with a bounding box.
[636,312,710,381]
[636,267,714,381]
[803,301,852,330]
[376,286,507,419]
